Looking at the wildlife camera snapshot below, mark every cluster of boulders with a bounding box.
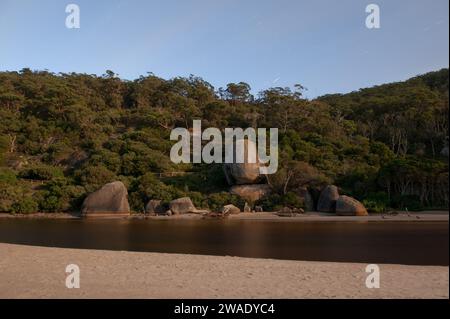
[224,139,271,208]
[317,185,368,216]
[80,181,367,217]
[145,197,210,216]
[81,182,209,217]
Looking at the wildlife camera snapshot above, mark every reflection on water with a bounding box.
[0,219,448,266]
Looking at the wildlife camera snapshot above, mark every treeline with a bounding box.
[0,68,448,213]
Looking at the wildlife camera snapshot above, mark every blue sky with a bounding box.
[0,0,448,98]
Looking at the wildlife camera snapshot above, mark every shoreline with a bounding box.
[0,243,448,299]
[0,211,448,222]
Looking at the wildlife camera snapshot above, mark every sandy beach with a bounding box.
[0,243,448,299]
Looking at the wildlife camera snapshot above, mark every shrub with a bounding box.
[258,192,304,211]
[362,192,389,213]
[19,165,64,180]
[0,135,8,165]
[38,194,62,212]
[0,168,17,184]
[36,178,83,212]
[74,165,117,193]
[128,173,185,212]
[11,196,39,214]
[206,192,244,211]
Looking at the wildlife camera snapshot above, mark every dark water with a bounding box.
[0,219,448,266]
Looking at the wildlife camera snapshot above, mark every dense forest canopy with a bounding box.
[0,68,448,213]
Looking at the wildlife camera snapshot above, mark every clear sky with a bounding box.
[0,0,448,98]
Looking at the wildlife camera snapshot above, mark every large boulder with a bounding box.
[221,204,241,215]
[223,139,263,185]
[145,200,165,215]
[169,197,208,215]
[230,184,271,203]
[296,187,315,212]
[336,195,368,216]
[81,181,130,215]
[169,197,195,214]
[317,185,339,212]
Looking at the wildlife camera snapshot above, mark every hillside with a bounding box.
[0,68,448,213]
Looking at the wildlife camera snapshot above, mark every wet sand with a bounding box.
[0,243,448,299]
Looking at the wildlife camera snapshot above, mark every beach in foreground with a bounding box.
[0,243,448,299]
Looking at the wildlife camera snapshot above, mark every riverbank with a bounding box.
[0,243,447,298]
[0,211,448,222]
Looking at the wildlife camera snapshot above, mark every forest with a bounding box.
[0,68,448,213]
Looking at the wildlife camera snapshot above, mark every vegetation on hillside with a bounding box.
[0,68,448,213]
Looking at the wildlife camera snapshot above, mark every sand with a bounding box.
[0,243,448,299]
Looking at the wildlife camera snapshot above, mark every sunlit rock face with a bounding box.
[81,181,130,215]
[169,197,196,214]
[221,204,241,215]
[336,195,368,216]
[223,139,263,185]
[169,197,209,215]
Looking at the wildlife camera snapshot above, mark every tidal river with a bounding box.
[0,219,448,266]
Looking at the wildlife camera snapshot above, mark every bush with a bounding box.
[257,192,304,211]
[38,194,62,212]
[19,165,64,180]
[74,165,117,193]
[0,168,17,184]
[11,196,39,214]
[206,192,244,211]
[36,178,84,212]
[128,173,185,212]
[362,192,389,213]
[0,135,8,165]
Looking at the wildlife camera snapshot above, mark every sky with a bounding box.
[0,0,448,98]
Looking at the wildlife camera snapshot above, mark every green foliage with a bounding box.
[11,196,39,214]
[0,135,8,165]
[0,68,448,212]
[128,173,184,212]
[206,192,244,211]
[362,192,390,213]
[258,192,305,212]
[74,165,117,193]
[19,164,64,181]
[0,168,16,184]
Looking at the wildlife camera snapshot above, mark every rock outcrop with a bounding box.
[81,181,130,215]
[317,185,339,213]
[336,195,368,216]
[169,197,208,215]
[221,204,241,215]
[297,187,315,212]
[230,184,271,203]
[169,197,195,214]
[223,139,263,185]
[145,200,165,215]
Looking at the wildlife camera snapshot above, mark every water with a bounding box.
[0,219,448,266]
